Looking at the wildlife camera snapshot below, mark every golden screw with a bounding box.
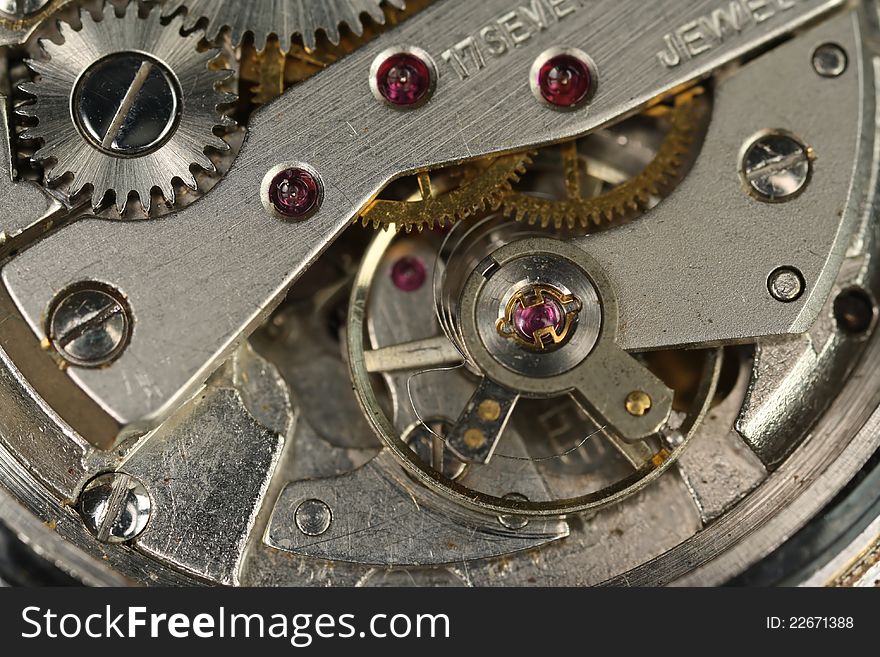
[625,390,653,417]
[463,428,487,450]
[478,399,502,422]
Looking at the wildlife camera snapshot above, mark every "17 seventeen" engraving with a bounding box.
[439,0,579,80]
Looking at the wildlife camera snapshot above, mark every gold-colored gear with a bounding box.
[358,153,532,232]
[240,0,435,106]
[358,89,706,233]
[0,0,63,30]
[501,89,709,230]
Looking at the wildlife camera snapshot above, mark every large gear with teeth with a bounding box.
[19,4,236,213]
[501,90,709,231]
[1,0,879,594]
[161,0,407,52]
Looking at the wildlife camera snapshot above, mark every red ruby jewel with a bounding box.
[513,296,566,345]
[376,53,433,107]
[269,168,321,218]
[537,54,592,108]
[390,256,427,292]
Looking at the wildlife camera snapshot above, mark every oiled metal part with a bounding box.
[0,0,844,439]
[18,5,235,212]
[162,0,407,51]
[265,452,568,566]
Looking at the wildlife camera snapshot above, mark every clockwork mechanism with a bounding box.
[0,0,878,590]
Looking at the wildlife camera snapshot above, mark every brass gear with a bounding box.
[358,89,706,233]
[240,0,435,106]
[501,89,709,230]
[358,153,532,232]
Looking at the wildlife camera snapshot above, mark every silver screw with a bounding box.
[0,0,51,19]
[48,285,131,367]
[742,132,813,202]
[295,499,332,536]
[498,493,529,530]
[768,267,805,303]
[73,53,181,157]
[78,473,151,544]
[813,43,848,78]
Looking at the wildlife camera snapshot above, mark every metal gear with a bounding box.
[19,3,236,213]
[240,0,432,107]
[358,153,532,232]
[161,0,407,52]
[358,90,706,234]
[501,90,709,230]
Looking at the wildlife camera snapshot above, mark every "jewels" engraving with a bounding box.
[657,0,803,69]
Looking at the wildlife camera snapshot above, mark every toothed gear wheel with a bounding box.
[161,0,407,52]
[20,5,236,213]
[501,91,708,231]
[358,153,532,232]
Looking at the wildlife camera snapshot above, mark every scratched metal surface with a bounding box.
[1,0,879,588]
[1,0,846,438]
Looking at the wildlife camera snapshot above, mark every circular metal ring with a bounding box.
[347,229,720,516]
